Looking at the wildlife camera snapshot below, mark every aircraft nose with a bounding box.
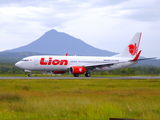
[15,61,22,68]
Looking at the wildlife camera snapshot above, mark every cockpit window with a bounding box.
[21,59,29,62]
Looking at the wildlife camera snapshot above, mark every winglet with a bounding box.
[132,50,141,61]
[65,53,68,56]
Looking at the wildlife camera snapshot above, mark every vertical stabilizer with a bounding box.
[115,32,142,58]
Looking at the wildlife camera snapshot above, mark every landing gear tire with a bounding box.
[28,73,32,77]
[73,74,79,77]
[85,73,91,77]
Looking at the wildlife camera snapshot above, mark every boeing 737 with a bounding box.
[15,32,151,77]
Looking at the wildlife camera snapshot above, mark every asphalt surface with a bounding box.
[0,76,160,80]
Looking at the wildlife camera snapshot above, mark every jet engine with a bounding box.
[70,66,86,74]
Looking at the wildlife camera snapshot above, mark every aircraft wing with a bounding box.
[83,50,156,70]
[83,51,141,70]
[83,61,128,70]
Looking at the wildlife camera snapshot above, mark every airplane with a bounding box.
[15,32,152,77]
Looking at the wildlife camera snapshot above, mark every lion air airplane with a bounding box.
[15,32,151,77]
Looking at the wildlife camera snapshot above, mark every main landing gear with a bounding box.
[85,72,91,77]
[73,72,91,77]
[73,74,79,77]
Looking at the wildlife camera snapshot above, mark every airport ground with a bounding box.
[0,78,159,120]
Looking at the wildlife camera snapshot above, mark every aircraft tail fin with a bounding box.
[115,32,142,59]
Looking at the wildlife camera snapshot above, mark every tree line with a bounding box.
[0,62,160,75]
[93,67,160,76]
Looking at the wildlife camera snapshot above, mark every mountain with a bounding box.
[5,29,116,56]
[133,59,160,67]
[0,52,44,62]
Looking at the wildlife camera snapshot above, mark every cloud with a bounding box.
[0,0,21,5]
[89,0,129,7]
[0,0,159,58]
[119,0,160,22]
[125,10,160,21]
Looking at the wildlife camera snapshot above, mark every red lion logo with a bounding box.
[128,43,138,56]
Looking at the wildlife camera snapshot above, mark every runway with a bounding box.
[0,76,160,80]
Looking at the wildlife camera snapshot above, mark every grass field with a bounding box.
[0,73,156,77]
[0,73,125,77]
[0,79,160,119]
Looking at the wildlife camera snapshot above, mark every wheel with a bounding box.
[85,73,91,77]
[73,74,79,77]
[28,74,32,77]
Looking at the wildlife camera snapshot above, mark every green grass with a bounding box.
[0,73,123,77]
[0,73,154,77]
[0,79,160,119]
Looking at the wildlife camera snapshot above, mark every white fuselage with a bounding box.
[15,55,137,72]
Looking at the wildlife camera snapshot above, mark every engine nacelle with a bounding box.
[70,66,86,74]
[53,71,66,74]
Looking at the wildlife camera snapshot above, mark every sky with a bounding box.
[0,0,160,58]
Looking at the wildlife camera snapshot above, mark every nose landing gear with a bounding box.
[28,73,32,77]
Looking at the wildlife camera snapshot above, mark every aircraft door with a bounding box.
[121,59,125,68]
[34,57,38,66]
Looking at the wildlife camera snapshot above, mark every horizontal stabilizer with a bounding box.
[130,50,156,61]
[134,57,157,61]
